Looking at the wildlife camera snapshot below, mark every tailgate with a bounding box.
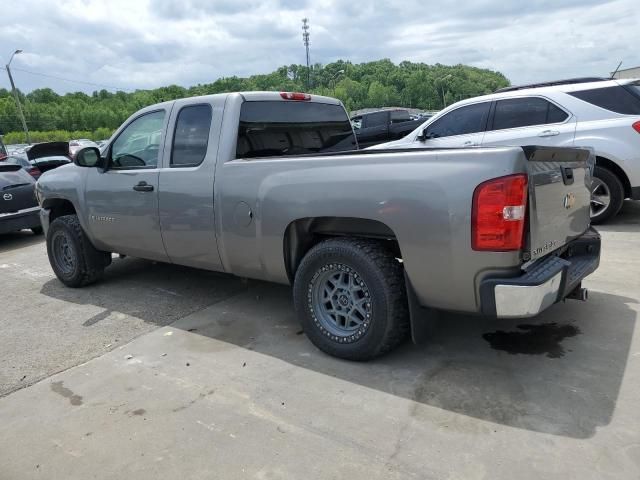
[524,146,594,261]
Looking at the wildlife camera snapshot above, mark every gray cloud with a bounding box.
[0,0,637,94]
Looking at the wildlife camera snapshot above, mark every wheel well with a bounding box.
[596,156,631,198]
[43,199,77,223]
[283,217,400,282]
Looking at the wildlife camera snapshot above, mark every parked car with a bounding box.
[373,77,640,224]
[69,139,98,159]
[3,156,41,179]
[36,91,599,360]
[350,109,426,148]
[0,137,7,161]
[1,143,71,180]
[0,162,42,235]
[26,142,72,178]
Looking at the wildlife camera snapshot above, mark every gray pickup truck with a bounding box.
[36,91,600,360]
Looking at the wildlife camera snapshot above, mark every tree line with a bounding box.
[0,59,509,144]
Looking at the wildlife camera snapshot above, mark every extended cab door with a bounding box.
[84,108,170,261]
[481,96,576,148]
[418,101,490,147]
[157,97,224,271]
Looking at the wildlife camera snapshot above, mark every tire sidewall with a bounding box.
[591,166,624,224]
[46,217,85,286]
[293,243,394,360]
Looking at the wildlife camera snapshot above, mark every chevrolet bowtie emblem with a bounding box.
[563,192,576,209]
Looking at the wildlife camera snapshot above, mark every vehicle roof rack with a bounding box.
[495,77,609,93]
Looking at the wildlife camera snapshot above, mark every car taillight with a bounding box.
[28,167,41,178]
[633,121,640,134]
[280,92,311,101]
[472,174,528,251]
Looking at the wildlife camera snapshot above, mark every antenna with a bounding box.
[610,61,622,79]
[302,18,311,90]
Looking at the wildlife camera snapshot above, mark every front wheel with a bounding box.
[46,214,110,288]
[293,238,409,361]
[590,166,624,224]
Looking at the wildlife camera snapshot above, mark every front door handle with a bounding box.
[462,140,478,146]
[538,130,560,137]
[133,181,154,192]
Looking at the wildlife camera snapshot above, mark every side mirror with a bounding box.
[75,147,102,167]
[417,129,436,142]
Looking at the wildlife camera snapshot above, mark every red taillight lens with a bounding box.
[28,167,41,178]
[633,121,640,134]
[472,174,528,251]
[280,92,311,101]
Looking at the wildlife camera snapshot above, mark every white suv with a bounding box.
[374,77,640,223]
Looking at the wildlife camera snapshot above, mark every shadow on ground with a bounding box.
[596,200,640,233]
[0,230,44,254]
[37,199,639,439]
[41,258,636,440]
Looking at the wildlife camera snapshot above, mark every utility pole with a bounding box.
[302,18,310,90]
[5,50,30,144]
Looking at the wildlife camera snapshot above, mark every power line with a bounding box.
[0,66,134,92]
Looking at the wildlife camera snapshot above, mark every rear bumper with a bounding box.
[479,228,601,318]
[0,207,41,234]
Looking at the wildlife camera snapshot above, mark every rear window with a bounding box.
[569,85,640,115]
[236,101,355,159]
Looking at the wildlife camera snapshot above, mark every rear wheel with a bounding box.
[293,237,409,361]
[46,214,110,287]
[591,166,624,224]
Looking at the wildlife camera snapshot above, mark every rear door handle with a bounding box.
[538,130,560,137]
[133,181,154,192]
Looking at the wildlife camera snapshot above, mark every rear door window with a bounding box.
[236,101,355,158]
[491,97,569,131]
[425,102,491,138]
[569,85,640,115]
[171,104,212,167]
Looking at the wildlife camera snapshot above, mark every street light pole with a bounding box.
[5,50,31,144]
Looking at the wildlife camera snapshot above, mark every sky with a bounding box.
[0,0,638,94]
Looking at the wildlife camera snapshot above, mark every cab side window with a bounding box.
[425,102,490,138]
[111,110,165,169]
[491,97,568,131]
[171,105,212,167]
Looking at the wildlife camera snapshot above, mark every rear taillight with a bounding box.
[633,121,640,134]
[280,92,311,101]
[28,167,41,178]
[472,174,528,251]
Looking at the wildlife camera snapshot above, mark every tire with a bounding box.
[293,237,409,361]
[31,226,43,235]
[46,214,110,287]
[591,166,624,224]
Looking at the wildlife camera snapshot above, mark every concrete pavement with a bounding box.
[0,202,639,479]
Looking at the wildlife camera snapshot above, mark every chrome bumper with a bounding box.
[480,228,601,318]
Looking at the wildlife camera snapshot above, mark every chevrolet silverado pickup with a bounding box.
[36,91,600,360]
